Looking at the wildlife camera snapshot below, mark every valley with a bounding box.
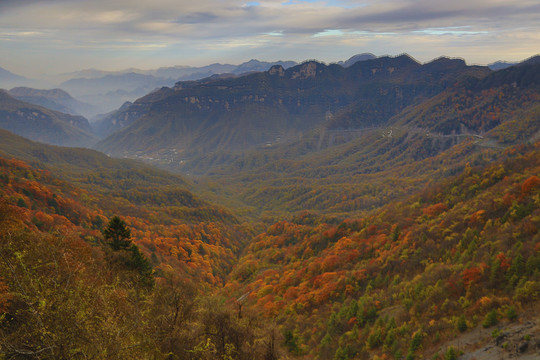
[0,53,539,359]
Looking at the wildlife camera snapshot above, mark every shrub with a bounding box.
[445,346,458,360]
[457,314,467,332]
[482,309,498,328]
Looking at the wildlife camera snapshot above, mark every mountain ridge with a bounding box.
[94,55,491,172]
[0,90,97,147]
[8,86,97,118]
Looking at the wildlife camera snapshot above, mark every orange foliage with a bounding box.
[469,209,485,225]
[422,202,448,217]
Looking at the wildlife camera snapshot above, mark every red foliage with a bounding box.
[0,278,11,313]
[521,175,540,195]
[461,265,485,288]
[502,192,516,207]
[495,253,510,271]
[422,202,448,217]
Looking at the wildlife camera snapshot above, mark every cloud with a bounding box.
[1,0,539,76]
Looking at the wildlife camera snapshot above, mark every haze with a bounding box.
[1,0,539,78]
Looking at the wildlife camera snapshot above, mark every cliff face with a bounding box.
[95,55,489,166]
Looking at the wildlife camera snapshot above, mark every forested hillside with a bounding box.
[0,57,539,359]
[225,142,540,359]
[0,173,272,359]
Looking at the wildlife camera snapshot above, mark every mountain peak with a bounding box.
[424,56,467,71]
[268,65,285,77]
[519,54,540,66]
[289,61,323,79]
[9,87,74,101]
[338,53,377,67]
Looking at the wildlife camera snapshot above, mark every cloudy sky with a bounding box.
[1,0,539,77]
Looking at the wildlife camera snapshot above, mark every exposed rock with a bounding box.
[517,341,528,353]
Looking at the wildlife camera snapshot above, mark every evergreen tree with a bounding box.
[103,216,131,250]
[127,244,154,287]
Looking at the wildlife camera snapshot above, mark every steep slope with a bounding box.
[8,87,97,118]
[0,155,268,359]
[0,133,250,286]
[60,72,175,115]
[91,87,175,138]
[225,142,540,359]
[0,127,190,195]
[59,60,299,116]
[323,56,489,130]
[95,55,489,170]
[181,60,539,217]
[0,90,97,147]
[396,60,540,141]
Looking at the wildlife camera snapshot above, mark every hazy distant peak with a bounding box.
[9,87,74,101]
[338,53,377,67]
[488,61,517,71]
[488,54,540,71]
[0,66,27,81]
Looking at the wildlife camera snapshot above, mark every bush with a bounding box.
[483,309,498,328]
[506,306,517,321]
[457,314,467,332]
[445,346,458,360]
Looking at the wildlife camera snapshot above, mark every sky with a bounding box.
[1,0,539,78]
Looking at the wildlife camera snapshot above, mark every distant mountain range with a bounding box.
[8,87,97,119]
[0,66,31,89]
[488,61,517,71]
[3,55,536,119]
[93,54,491,171]
[0,90,97,147]
[58,60,299,116]
[2,53,538,156]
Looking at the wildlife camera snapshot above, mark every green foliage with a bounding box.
[482,310,498,328]
[127,244,154,288]
[366,326,384,349]
[409,331,423,353]
[283,329,301,355]
[444,346,458,360]
[457,314,467,333]
[506,306,518,321]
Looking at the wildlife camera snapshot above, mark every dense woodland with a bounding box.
[0,58,539,359]
[1,139,539,359]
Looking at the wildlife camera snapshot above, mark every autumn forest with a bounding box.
[1,55,540,360]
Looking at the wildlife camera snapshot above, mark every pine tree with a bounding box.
[103,216,131,250]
